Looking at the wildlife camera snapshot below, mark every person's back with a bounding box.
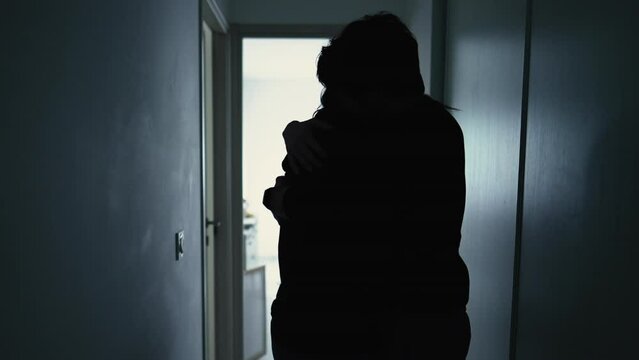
[263,11,470,359]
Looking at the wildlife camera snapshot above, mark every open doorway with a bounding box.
[241,37,329,360]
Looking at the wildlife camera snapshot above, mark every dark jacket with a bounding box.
[263,93,469,321]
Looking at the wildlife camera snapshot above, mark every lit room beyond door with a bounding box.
[242,38,328,360]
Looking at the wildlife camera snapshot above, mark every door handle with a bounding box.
[206,218,221,234]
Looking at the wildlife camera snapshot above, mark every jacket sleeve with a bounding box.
[263,154,403,224]
[262,155,343,223]
[263,109,466,225]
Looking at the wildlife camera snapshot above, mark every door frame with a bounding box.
[229,24,342,360]
[200,1,229,360]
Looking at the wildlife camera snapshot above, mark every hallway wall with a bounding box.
[230,0,405,25]
[404,0,448,101]
[5,0,204,358]
[443,1,528,359]
[516,1,639,358]
[444,0,639,359]
[404,0,436,99]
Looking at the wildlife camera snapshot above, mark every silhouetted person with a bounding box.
[263,12,470,359]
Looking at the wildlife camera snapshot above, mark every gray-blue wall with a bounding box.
[444,0,639,359]
[5,0,204,358]
[516,1,639,358]
[230,0,404,25]
[444,1,527,359]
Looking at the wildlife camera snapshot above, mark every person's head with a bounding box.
[316,12,425,111]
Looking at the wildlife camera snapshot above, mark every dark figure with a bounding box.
[263,12,470,359]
